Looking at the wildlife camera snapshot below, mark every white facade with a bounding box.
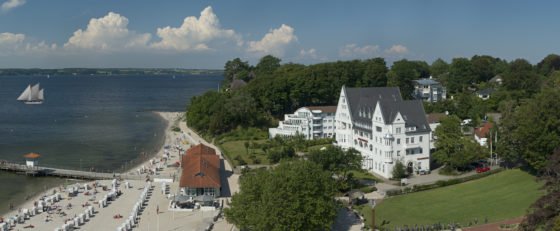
[334,86,432,179]
[269,106,336,140]
[412,78,447,103]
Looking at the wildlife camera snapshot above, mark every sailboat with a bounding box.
[17,83,44,104]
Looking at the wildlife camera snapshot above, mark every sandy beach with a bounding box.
[0,111,241,231]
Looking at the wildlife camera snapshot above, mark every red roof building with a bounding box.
[474,122,493,146]
[179,144,221,199]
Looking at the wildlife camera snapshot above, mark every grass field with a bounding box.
[358,169,543,229]
[219,140,269,166]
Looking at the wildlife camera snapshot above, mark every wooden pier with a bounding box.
[0,160,143,181]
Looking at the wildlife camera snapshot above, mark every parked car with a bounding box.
[476,166,490,173]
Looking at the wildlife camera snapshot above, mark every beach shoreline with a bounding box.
[0,111,181,219]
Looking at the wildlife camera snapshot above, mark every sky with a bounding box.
[0,0,559,68]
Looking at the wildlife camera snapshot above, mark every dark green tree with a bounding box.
[471,55,498,82]
[224,58,251,83]
[447,57,476,93]
[502,59,541,96]
[433,115,486,170]
[430,58,450,79]
[225,160,337,230]
[358,58,388,87]
[392,160,408,180]
[536,54,560,76]
[387,59,430,99]
[255,55,281,77]
[307,146,363,189]
[521,148,560,231]
[498,88,560,171]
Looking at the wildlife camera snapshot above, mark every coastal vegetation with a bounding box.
[432,115,487,172]
[224,160,338,231]
[358,169,543,229]
[191,53,560,228]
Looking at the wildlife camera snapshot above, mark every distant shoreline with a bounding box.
[0,68,224,77]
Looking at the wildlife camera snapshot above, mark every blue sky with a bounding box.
[0,0,559,68]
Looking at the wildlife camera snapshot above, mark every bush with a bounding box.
[171,126,181,132]
[391,160,408,180]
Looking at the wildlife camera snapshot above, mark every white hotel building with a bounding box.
[334,86,432,179]
[269,106,336,140]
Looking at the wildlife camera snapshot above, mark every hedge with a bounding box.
[385,168,504,197]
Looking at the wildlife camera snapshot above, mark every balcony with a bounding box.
[384,157,393,163]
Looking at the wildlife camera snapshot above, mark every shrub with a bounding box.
[171,126,181,132]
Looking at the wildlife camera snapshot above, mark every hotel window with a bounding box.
[397,151,401,156]
[396,128,401,133]
[406,138,409,144]
[397,139,400,144]
[419,136,423,142]
[376,126,382,132]
[411,137,415,143]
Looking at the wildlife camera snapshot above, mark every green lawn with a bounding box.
[358,169,543,229]
[219,140,270,166]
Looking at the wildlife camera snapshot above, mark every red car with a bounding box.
[476,166,490,173]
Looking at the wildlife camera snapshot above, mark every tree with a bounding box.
[471,55,498,82]
[392,160,407,180]
[537,54,560,76]
[307,146,363,189]
[358,58,388,87]
[267,146,295,164]
[255,55,281,77]
[225,160,337,230]
[433,115,486,171]
[387,59,430,99]
[447,58,476,93]
[502,59,541,96]
[430,58,449,79]
[224,58,251,83]
[498,88,560,171]
[521,148,560,230]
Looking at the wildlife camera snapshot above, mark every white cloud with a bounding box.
[151,6,241,51]
[339,44,379,58]
[64,12,151,51]
[299,48,318,59]
[0,32,24,44]
[385,44,408,54]
[247,24,297,57]
[1,0,25,12]
[0,32,56,55]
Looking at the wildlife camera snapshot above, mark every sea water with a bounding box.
[0,74,222,214]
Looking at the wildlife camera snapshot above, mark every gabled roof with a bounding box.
[305,106,337,113]
[426,113,447,124]
[477,88,495,95]
[187,144,217,156]
[379,100,431,133]
[475,122,493,139]
[413,78,441,86]
[229,79,247,90]
[489,75,503,82]
[180,144,221,188]
[180,154,221,188]
[23,153,40,159]
[344,86,402,124]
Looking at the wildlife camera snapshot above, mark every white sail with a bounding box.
[38,89,44,101]
[30,83,40,101]
[17,85,32,101]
